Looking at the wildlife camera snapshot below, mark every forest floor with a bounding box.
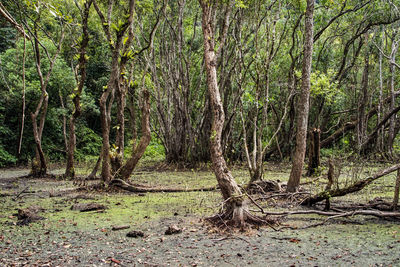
[0,162,399,266]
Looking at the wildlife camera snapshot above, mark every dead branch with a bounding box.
[262,209,400,218]
[110,179,218,193]
[302,163,400,206]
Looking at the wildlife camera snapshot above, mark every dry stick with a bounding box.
[12,186,29,200]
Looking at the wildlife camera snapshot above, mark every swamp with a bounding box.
[1,0,400,266]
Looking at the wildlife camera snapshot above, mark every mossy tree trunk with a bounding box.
[65,0,92,179]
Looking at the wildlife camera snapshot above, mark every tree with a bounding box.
[200,0,269,227]
[92,0,136,183]
[287,0,315,192]
[65,0,93,178]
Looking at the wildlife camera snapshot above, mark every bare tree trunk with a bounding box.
[287,0,314,192]
[200,0,246,227]
[87,154,102,179]
[388,39,399,157]
[393,170,400,210]
[59,91,68,152]
[65,0,92,178]
[114,90,151,180]
[199,0,260,227]
[378,37,384,153]
[357,50,369,152]
[18,29,27,156]
[307,128,320,176]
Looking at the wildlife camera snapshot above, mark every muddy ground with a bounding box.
[0,166,399,266]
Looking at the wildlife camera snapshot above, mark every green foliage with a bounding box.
[125,133,165,161]
[0,38,76,164]
[75,126,102,161]
[309,70,341,104]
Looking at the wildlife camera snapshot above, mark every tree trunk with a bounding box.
[65,0,92,178]
[87,154,102,180]
[30,22,65,177]
[307,128,320,176]
[393,170,400,210]
[387,39,399,157]
[287,0,314,192]
[114,90,151,180]
[93,0,135,183]
[357,50,369,152]
[200,0,246,227]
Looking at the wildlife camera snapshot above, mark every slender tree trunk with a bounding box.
[87,154,102,179]
[393,170,400,210]
[114,90,151,180]
[388,40,398,156]
[65,0,92,178]
[59,91,68,152]
[357,50,369,152]
[378,39,384,152]
[18,29,27,156]
[200,0,246,227]
[287,0,314,192]
[30,23,65,177]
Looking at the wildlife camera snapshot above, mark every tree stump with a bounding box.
[307,128,321,176]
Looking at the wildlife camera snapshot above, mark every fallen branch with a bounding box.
[13,186,29,200]
[262,209,400,218]
[302,163,400,206]
[263,209,400,229]
[110,179,218,193]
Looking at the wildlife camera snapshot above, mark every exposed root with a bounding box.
[206,201,279,231]
[109,178,218,193]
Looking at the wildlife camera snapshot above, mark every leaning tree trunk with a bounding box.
[287,0,314,192]
[65,0,92,178]
[200,0,247,227]
[114,90,151,180]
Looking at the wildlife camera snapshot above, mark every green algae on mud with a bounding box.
[1,163,400,266]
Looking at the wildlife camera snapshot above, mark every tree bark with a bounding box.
[200,0,246,227]
[114,90,151,180]
[287,0,314,192]
[357,50,369,152]
[65,0,92,178]
[393,170,400,210]
[387,38,399,156]
[93,0,135,183]
[307,128,320,176]
[30,21,65,177]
